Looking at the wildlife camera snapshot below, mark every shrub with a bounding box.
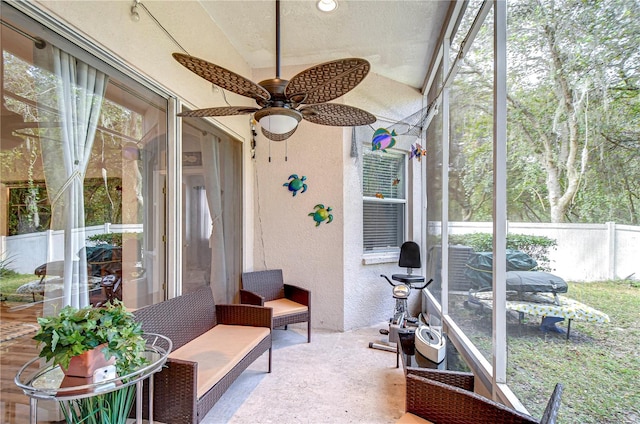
[0,251,18,278]
[87,232,142,248]
[88,233,123,246]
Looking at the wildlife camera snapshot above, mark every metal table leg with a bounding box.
[149,375,155,424]
[29,398,37,424]
[136,380,143,424]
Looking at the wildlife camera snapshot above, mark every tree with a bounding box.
[448,0,640,224]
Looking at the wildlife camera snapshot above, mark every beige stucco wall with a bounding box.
[27,0,427,331]
[250,66,425,331]
[343,73,426,330]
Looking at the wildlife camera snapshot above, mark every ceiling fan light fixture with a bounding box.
[255,107,302,135]
[316,0,338,12]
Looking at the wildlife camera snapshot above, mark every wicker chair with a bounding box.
[241,269,311,342]
[401,368,563,424]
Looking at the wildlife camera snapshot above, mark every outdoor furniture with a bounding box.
[400,369,563,424]
[241,269,311,342]
[16,276,102,302]
[15,333,171,424]
[132,286,272,424]
[469,290,610,339]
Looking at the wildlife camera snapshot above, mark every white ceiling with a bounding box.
[198,0,450,90]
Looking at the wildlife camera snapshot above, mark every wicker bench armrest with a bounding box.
[151,357,198,424]
[240,289,264,306]
[406,367,475,391]
[216,304,273,327]
[284,284,310,306]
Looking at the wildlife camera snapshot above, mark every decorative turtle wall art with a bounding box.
[283,174,308,197]
[309,204,333,227]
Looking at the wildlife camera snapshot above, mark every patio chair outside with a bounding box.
[400,369,563,424]
[241,269,311,342]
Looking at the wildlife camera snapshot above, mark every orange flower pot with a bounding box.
[64,343,116,378]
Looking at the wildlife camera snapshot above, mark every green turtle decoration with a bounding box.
[309,204,333,227]
[283,174,308,197]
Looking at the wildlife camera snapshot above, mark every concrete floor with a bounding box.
[200,323,406,424]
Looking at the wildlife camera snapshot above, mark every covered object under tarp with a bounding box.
[464,250,567,294]
[504,271,568,294]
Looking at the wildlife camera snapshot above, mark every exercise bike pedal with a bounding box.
[379,329,390,335]
[406,317,418,324]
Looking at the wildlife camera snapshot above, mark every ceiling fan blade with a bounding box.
[178,106,259,118]
[285,58,371,105]
[300,103,376,127]
[261,126,298,142]
[173,53,270,102]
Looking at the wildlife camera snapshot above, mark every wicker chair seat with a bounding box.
[265,298,309,317]
[169,324,271,398]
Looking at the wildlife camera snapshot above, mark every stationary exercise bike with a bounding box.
[369,241,433,353]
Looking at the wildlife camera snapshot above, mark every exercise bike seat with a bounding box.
[392,273,425,284]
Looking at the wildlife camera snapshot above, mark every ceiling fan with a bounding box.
[173,0,376,141]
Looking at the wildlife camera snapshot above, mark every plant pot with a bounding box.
[63,344,115,378]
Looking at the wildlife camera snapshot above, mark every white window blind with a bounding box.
[362,151,406,252]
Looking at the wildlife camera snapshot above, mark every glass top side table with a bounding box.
[15,333,172,424]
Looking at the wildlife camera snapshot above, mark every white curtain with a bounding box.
[37,46,108,308]
[200,133,228,303]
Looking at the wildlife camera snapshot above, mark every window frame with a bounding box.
[362,148,408,255]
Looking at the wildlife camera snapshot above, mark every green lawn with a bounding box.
[455,281,640,423]
[0,273,43,302]
[511,281,640,423]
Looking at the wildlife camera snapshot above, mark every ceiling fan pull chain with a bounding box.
[285,140,288,162]
[269,139,272,163]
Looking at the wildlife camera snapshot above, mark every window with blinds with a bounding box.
[362,151,406,252]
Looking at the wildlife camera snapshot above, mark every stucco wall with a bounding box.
[250,67,426,331]
[342,73,426,330]
[249,66,347,330]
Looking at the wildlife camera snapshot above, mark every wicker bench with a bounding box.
[133,286,273,424]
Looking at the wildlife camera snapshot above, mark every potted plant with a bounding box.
[33,301,148,424]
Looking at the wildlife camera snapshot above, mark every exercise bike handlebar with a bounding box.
[380,275,434,290]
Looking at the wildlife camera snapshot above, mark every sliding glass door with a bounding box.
[1,8,168,313]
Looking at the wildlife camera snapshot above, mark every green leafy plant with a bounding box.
[33,301,149,424]
[33,301,147,375]
[59,385,138,424]
[87,232,143,248]
[0,251,18,278]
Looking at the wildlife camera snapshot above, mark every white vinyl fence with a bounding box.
[1,224,142,275]
[431,221,640,282]
[2,222,639,282]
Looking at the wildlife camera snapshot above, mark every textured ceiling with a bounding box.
[198,0,450,90]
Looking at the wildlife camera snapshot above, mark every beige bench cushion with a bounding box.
[169,324,270,398]
[264,298,308,317]
[396,412,433,424]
